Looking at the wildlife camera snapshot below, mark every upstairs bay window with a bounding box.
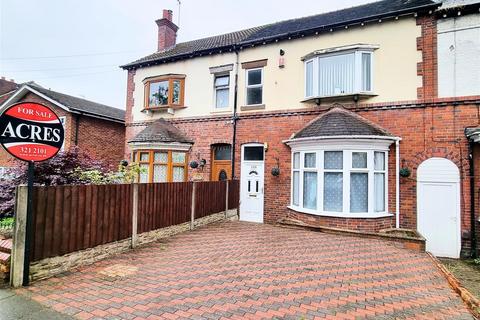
[304,47,375,99]
[144,76,185,109]
[290,147,390,218]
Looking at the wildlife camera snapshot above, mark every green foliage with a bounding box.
[108,162,144,184]
[474,258,480,266]
[71,162,144,185]
[0,217,14,230]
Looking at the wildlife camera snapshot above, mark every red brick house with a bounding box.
[0,82,126,172]
[121,0,480,258]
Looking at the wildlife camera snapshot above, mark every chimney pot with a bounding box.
[163,9,173,21]
[156,9,178,52]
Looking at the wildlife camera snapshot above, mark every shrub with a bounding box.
[0,217,14,230]
[0,147,111,219]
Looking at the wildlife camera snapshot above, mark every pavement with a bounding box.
[7,221,477,319]
[0,285,71,319]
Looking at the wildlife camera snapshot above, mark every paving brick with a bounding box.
[20,222,474,319]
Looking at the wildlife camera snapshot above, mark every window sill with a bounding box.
[210,109,232,114]
[301,93,377,103]
[287,205,393,219]
[240,104,265,111]
[142,105,187,112]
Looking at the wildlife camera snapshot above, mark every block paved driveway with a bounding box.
[17,221,474,320]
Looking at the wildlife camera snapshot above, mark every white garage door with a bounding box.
[417,158,461,258]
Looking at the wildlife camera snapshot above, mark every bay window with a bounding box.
[290,147,390,218]
[133,150,188,183]
[144,75,185,109]
[304,47,374,99]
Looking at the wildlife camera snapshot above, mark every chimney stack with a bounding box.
[156,9,178,52]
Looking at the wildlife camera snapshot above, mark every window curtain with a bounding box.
[318,53,355,96]
[350,173,368,212]
[303,172,317,209]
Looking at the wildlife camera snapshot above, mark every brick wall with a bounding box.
[125,116,233,180]
[231,102,478,252]
[130,102,474,253]
[73,115,125,168]
[125,100,479,253]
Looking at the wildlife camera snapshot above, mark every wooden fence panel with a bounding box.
[228,180,240,209]
[195,181,227,219]
[137,182,192,233]
[29,180,239,262]
[31,184,133,262]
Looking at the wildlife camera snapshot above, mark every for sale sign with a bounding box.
[0,102,65,162]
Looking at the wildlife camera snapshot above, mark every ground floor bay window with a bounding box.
[132,150,188,183]
[287,140,394,218]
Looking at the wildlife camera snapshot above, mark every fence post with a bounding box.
[131,184,139,249]
[10,186,28,288]
[225,181,229,219]
[190,182,196,230]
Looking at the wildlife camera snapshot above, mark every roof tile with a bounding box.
[30,85,125,122]
[293,107,393,139]
[129,118,193,144]
[122,0,438,69]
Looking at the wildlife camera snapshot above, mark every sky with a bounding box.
[0,0,373,110]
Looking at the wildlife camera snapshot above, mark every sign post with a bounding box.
[0,102,64,286]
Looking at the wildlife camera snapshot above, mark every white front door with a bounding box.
[240,144,264,223]
[417,158,461,258]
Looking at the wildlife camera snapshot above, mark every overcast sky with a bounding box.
[0,0,373,110]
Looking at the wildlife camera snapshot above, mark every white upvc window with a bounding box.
[289,144,390,218]
[304,50,373,99]
[214,74,230,109]
[246,68,263,105]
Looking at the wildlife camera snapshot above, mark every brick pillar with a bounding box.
[417,15,438,100]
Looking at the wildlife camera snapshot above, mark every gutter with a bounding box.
[283,135,402,144]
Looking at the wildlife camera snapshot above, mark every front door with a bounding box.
[417,158,461,258]
[240,144,264,223]
[211,144,232,181]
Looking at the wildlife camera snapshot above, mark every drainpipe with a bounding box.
[468,139,478,258]
[396,139,400,229]
[231,48,240,179]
